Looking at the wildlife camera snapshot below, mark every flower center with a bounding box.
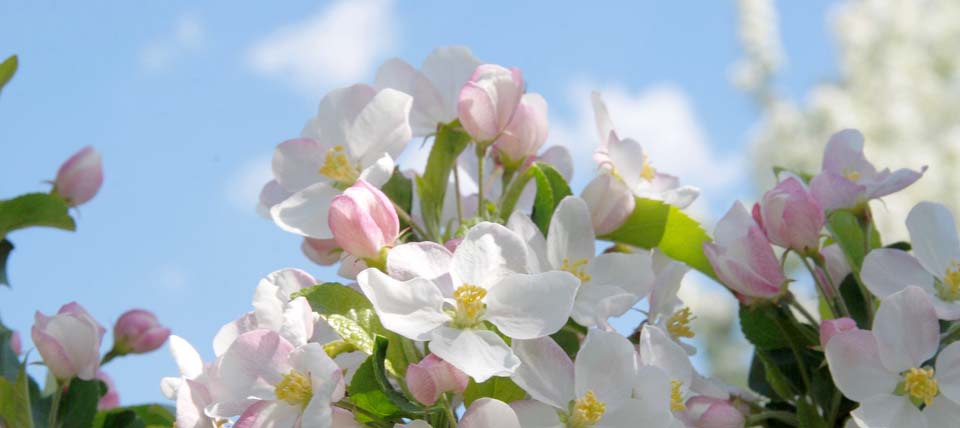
[937,261,960,302]
[899,367,939,407]
[561,258,592,282]
[843,168,861,182]
[275,370,313,408]
[670,380,686,411]
[640,154,657,182]
[571,390,605,426]
[318,145,360,185]
[666,307,696,340]
[453,284,487,327]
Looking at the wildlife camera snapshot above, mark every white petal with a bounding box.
[386,242,453,282]
[571,284,640,328]
[356,268,449,341]
[272,138,326,193]
[485,272,579,339]
[607,138,648,192]
[374,58,446,137]
[301,398,334,428]
[587,252,655,298]
[851,395,927,428]
[924,397,960,428]
[358,153,396,188]
[279,297,316,347]
[262,268,316,299]
[546,197,596,269]
[599,397,674,428]
[348,88,413,165]
[639,325,693,385]
[510,400,564,428]
[932,298,960,321]
[160,377,181,400]
[428,327,520,383]
[460,398,521,428]
[270,182,340,239]
[630,365,673,422]
[169,335,204,379]
[575,329,637,406]
[453,222,529,289]
[648,260,688,320]
[873,286,940,373]
[591,91,617,148]
[213,312,258,357]
[252,280,286,331]
[420,46,483,122]
[539,146,573,180]
[907,202,960,278]
[506,211,548,273]
[861,249,935,298]
[511,337,576,409]
[936,341,960,403]
[824,329,899,402]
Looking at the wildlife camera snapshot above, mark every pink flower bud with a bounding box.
[458,64,524,142]
[329,180,399,260]
[581,173,635,236]
[55,146,103,206]
[495,93,548,165]
[405,354,469,405]
[704,202,786,300]
[755,178,825,252]
[683,396,746,428]
[96,370,120,410]
[114,309,170,354]
[301,238,341,266]
[32,302,105,381]
[819,317,857,349]
[9,330,21,355]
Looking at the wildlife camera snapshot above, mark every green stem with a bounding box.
[813,254,852,318]
[745,410,799,427]
[476,145,486,217]
[393,202,427,239]
[49,380,64,428]
[827,388,843,427]
[788,296,818,327]
[453,160,464,227]
[860,207,877,324]
[799,256,842,319]
[772,313,812,395]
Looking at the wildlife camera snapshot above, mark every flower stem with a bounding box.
[745,410,799,427]
[476,144,486,217]
[49,380,64,428]
[393,202,427,239]
[453,160,464,227]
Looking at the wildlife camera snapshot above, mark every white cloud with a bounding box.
[148,264,187,291]
[247,0,396,95]
[141,14,205,72]
[551,82,747,222]
[225,155,273,214]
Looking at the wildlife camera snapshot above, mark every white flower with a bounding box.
[634,324,697,428]
[510,329,672,428]
[824,286,960,427]
[862,202,960,320]
[646,251,696,354]
[358,222,579,382]
[506,196,656,328]
[161,335,227,428]
[264,84,413,239]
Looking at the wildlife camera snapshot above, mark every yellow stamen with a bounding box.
[903,367,939,407]
[939,261,960,301]
[454,284,487,326]
[561,258,592,282]
[275,371,313,408]
[573,390,606,425]
[843,168,861,182]
[318,145,360,185]
[670,380,686,411]
[666,307,696,339]
[640,154,657,182]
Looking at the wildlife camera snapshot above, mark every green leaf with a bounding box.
[826,210,867,270]
[0,193,76,237]
[529,163,572,235]
[370,336,423,414]
[0,319,20,379]
[755,349,800,401]
[0,239,12,286]
[739,304,816,350]
[463,376,526,407]
[349,357,402,418]
[92,404,175,428]
[0,55,16,92]
[60,379,107,428]
[417,121,472,240]
[296,282,373,315]
[600,197,716,279]
[381,168,414,231]
[0,362,33,428]
[838,273,869,328]
[796,397,828,428]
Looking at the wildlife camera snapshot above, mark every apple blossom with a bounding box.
[212,330,348,428]
[112,309,170,355]
[506,196,656,328]
[820,317,857,349]
[461,398,521,428]
[160,335,229,428]
[809,129,926,211]
[753,176,825,253]
[580,173,635,236]
[704,202,787,300]
[825,286,960,427]
[458,64,524,143]
[359,222,579,381]
[328,179,399,261]
[375,46,483,137]
[267,84,413,239]
[495,93,549,167]
[32,301,105,381]
[9,330,21,355]
[646,251,696,354]
[861,202,960,320]
[681,396,746,428]
[54,145,103,206]
[302,237,342,266]
[406,353,469,405]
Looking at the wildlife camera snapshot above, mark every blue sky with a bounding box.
[0,0,835,406]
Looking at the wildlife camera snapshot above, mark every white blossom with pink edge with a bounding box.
[31,302,104,381]
[54,146,103,207]
[704,201,787,301]
[457,64,524,144]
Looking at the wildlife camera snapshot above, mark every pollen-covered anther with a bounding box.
[670,380,686,411]
[275,370,313,408]
[666,307,696,339]
[939,261,960,301]
[903,367,938,407]
[319,145,360,185]
[454,284,487,324]
[561,258,592,282]
[573,390,606,425]
[640,153,657,182]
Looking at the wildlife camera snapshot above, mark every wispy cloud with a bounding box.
[140,14,205,72]
[246,0,396,95]
[551,82,747,221]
